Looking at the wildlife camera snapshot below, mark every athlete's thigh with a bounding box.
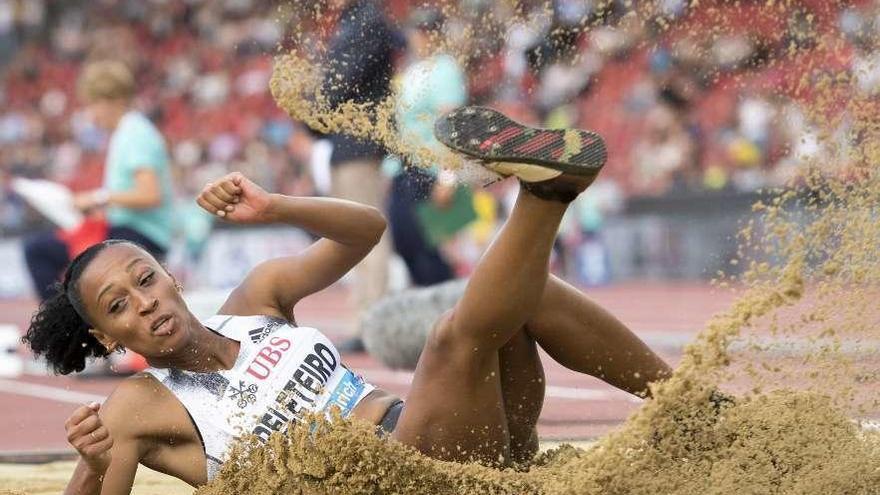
[392,311,511,465]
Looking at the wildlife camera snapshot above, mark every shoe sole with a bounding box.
[434,106,607,177]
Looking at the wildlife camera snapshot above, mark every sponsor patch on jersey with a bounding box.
[324,369,366,417]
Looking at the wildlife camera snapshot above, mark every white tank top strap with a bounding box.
[202,314,286,343]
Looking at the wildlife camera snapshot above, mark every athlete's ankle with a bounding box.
[518,183,573,212]
[519,173,596,203]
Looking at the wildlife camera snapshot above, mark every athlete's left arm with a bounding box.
[198,172,386,318]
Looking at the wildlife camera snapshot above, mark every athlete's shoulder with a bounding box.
[105,373,173,411]
[98,373,170,437]
[105,372,160,401]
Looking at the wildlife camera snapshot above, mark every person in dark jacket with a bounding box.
[321,0,403,353]
[387,8,467,287]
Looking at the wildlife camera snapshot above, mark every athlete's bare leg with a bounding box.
[391,106,629,465]
[528,275,672,397]
[392,183,579,464]
[497,275,671,463]
[358,223,669,462]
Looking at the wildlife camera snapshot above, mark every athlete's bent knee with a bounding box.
[425,309,458,354]
[425,307,492,359]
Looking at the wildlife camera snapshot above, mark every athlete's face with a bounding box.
[78,244,192,359]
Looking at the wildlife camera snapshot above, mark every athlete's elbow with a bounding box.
[363,206,387,245]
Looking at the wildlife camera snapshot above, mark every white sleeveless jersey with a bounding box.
[145,315,375,480]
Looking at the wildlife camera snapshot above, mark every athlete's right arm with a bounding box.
[63,388,144,495]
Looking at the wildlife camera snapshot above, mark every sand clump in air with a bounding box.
[202,1,880,493]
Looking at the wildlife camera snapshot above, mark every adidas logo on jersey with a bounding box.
[249,321,281,343]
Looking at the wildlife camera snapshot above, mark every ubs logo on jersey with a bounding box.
[246,336,292,380]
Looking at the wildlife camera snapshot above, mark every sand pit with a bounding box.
[0,462,192,495]
[11,1,880,494]
[0,441,596,494]
[209,1,880,493]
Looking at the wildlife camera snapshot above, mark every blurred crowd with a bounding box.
[0,0,307,235]
[0,0,876,235]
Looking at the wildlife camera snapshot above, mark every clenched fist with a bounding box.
[197,172,273,224]
[65,402,113,474]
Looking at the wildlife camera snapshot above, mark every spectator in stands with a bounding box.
[387,7,468,287]
[23,60,174,301]
[0,0,866,261]
[631,103,695,195]
[320,0,403,353]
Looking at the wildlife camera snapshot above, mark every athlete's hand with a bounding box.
[197,172,273,224]
[65,402,113,474]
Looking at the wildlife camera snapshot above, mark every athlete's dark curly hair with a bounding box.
[22,239,136,375]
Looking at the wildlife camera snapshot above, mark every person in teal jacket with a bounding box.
[24,60,174,301]
[387,8,469,286]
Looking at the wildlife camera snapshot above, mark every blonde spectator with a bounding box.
[23,60,174,302]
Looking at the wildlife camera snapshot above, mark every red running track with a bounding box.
[0,282,735,455]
